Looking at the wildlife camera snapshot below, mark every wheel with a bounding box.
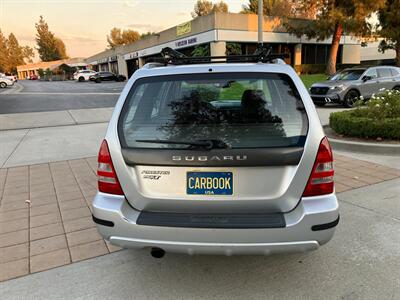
[343,90,359,108]
[315,102,326,107]
[0,82,6,88]
[95,78,101,83]
[78,76,85,82]
[393,86,400,92]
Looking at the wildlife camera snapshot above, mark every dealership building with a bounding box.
[86,12,362,78]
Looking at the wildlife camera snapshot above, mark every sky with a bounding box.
[0,0,244,60]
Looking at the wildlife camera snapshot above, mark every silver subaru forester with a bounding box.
[92,56,339,257]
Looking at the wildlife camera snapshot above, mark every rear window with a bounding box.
[118,73,308,149]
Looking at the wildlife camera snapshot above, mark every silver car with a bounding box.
[310,66,400,107]
[92,58,339,257]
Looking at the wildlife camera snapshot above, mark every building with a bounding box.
[17,58,87,79]
[86,12,361,78]
[360,40,397,66]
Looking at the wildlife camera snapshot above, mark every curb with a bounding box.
[324,126,400,155]
[329,137,400,155]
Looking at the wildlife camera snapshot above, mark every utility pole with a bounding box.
[258,0,263,45]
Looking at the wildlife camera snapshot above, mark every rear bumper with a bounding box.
[92,193,339,255]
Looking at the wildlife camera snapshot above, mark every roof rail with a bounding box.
[147,44,289,66]
[142,62,165,69]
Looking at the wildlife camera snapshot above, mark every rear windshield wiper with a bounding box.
[135,139,229,149]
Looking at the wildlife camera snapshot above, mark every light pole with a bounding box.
[258,0,263,45]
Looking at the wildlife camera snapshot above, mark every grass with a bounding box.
[300,74,328,89]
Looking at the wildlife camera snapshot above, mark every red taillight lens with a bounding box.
[97,140,124,195]
[302,137,334,197]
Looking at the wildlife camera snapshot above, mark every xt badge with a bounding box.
[141,170,170,180]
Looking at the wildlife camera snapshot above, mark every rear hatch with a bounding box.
[115,71,312,213]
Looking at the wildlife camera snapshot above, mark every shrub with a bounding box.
[329,89,400,140]
[353,89,400,119]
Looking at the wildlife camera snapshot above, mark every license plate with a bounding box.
[187,172,233,195]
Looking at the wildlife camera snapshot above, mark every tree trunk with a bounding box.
[326,22,343,75]
[396,43,400,67]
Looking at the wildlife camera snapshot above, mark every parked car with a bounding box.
[0,76,14,88]
[309,66,400,107]
[73,69,97,82]
[89,71,126,83]
[0,73,17,83]
[27,74,38,80]
[92,48,339,258]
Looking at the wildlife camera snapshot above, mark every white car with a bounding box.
[0,73,17,83]
[73,70,97,82]
[0,76,14,88]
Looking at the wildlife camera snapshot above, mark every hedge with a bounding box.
[329,110,400,140]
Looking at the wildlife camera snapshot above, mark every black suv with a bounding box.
[89,71,127,83]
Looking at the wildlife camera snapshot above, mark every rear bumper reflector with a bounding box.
[92,215,114,227]
[311,215,340,231]
[136,212,286,229]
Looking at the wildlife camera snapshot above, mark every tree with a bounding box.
[241,0,294,17]
[191,0,228,18]
[212,1,228,13]
[107,28,140,48]
[140,32,156,39]
[22,46,34,63]
[54,37,68,59]
[285,1,385,75]
[0,30,9,73]
[7,34,24,73]
[191,44,210,56]
[226,42,242,55]
[35,16,68,61]
[0,32,34,73]
[377,0,400,66]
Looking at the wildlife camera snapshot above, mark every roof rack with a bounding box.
[147,44,289,66]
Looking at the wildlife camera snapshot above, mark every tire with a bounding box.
[0,82,6,88]
[343,89,359,108]
[78,76,85,82]
[95,78,101,83]
[315,102,326,107]
[393,86,400,92]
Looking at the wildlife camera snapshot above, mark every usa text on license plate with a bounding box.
[187,172,233,195]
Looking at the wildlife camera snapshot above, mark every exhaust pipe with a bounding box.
[150,247,165,258]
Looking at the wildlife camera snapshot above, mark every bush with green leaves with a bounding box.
[330,89,400,140]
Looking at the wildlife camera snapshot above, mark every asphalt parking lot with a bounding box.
[0,80,125,114]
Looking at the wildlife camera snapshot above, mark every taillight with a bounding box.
[97,140,124,195]
[302,137,334,197]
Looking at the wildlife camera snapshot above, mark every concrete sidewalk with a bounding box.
[0,107,113,131]
[0,108,113,168]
